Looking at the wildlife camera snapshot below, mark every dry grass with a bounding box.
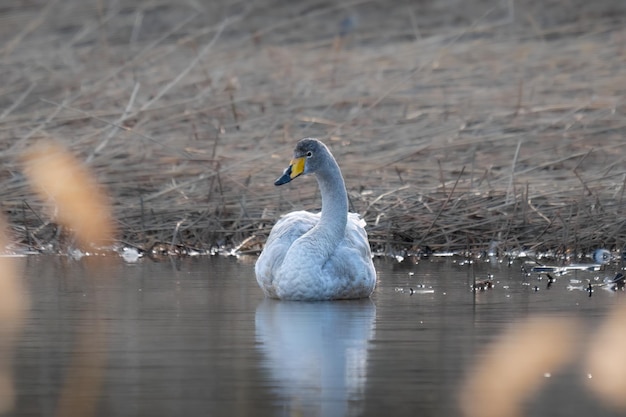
[1,0,625,256]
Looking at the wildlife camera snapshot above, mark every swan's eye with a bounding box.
[306,151,312,157]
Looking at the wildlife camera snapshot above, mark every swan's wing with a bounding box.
[264,211,319,249]
[323,213,376,298]
[255,211,319,296]
[346,213,370,248]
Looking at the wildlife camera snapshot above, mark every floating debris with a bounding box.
[121,247,142,263]
[612,273,625,290]
[530,266,560,273]
[603,273,625,291]
[473,280,494,291]
[231,235,263,256]
[568,273,625,293]
[487,240,500,258]
[592,249,611,265]
[394,285,434,295]
[530,264,601,274]
[148,242,196,259]
[69,248,85,261]
[432,252,456,257]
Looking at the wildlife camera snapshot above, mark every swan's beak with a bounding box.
[274,157,305,186]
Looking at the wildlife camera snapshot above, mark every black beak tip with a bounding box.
[274,165,293,186]
[274,175,290,186]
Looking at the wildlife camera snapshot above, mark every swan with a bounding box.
[255,138,377,301]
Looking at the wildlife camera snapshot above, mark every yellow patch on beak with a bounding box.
[289,157,306,179]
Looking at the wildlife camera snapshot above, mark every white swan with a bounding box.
[255,138,376,301]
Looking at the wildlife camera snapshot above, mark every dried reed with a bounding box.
[0,0,625,256]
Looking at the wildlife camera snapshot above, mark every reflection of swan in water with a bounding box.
[255,299,376,417]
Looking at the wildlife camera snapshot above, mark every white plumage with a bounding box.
[255,138,376,301]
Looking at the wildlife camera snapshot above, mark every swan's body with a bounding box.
[255,138,376,301]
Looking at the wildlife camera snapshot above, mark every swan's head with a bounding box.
[274,138,330,186]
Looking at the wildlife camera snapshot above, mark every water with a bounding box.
[7,255,625,416]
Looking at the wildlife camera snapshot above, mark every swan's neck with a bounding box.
[277,150,349,298]
[310,158,348,247]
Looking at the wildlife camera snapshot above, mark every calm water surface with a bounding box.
[10,255,625,416]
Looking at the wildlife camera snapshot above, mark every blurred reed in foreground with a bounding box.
[21,139,115,417]
[461,304,626,417]
[585,301,626,411]
[21,140,116,249]
[0,216,27,414]
[460,317,579,417]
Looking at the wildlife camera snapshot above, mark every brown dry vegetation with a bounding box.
[1,0,625,256]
